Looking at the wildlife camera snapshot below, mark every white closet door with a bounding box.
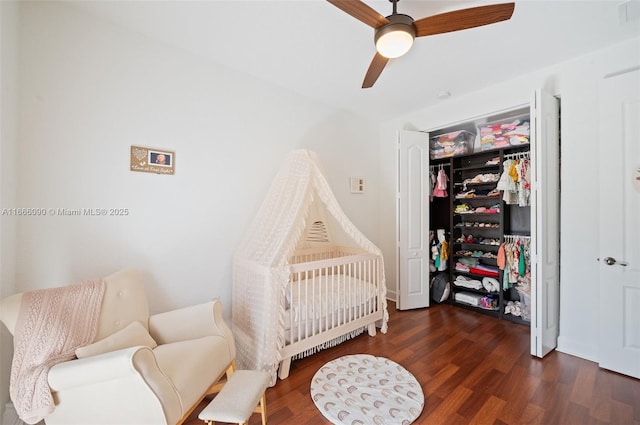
[397,130,431,310]
[598,69,640,379]
[530,89,560,357]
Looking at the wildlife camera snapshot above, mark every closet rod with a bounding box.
[504,151,530,160]
[503,234,531,242]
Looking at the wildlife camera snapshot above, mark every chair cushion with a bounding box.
[198,370,270,423]
[75,321,157,359]
[95,269,150,341]
[153,335,232,414]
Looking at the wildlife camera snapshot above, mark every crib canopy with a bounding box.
[232,149,387,381]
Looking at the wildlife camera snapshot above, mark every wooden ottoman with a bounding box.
[198,370,270,425]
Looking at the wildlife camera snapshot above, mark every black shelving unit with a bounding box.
[434,145,532,326]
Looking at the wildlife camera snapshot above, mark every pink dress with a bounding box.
[432,169,448,197]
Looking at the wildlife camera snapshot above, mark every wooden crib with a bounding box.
[278,246,385,379]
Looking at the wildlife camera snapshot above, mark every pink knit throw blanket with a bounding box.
[10,279,105,424]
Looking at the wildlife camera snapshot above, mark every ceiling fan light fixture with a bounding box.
[327,0,516,88]
[374,14,416,59]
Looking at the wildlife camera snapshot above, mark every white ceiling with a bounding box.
[69,0,640,120]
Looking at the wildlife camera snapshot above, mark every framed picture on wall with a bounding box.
[130,146,175,175]
[149,151,172,167]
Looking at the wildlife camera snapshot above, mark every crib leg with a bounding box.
[367,323,377,337]
[278,357,292,380]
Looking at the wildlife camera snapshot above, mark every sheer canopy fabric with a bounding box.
[232,150,387,383]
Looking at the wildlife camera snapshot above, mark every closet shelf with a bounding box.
[454,249,498,259]
[453,182,498,187]
[451,285,499,296]
[453,228,501,234]
[502,314,531,325]
[454,257,498,267]
[453,270,500,280]
[453,242,500,249]
[454,195,502,201]
[453,164,500,172]
[452,301,501,316]
[454,222,500,229]
[454,212,501,216]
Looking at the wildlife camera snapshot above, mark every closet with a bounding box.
[397,90,560,357]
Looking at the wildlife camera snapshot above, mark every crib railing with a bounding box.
[289,246,367,280]
[289,245,364,261]
[282,250,383,355]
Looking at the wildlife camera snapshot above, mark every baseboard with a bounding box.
[557,336,599,363]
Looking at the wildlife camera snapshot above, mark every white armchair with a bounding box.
[0,269,236,425]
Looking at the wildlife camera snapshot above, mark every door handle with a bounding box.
[603,257,628,266]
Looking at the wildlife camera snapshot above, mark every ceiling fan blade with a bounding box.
[414,3,515,37]
[362,52,389,89]
[327,0,389,28]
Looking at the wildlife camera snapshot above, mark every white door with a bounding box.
[598,68,640,379]
[397,130,431,310]
[530,90,560,357]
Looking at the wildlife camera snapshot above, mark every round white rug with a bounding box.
[310,354,424,425]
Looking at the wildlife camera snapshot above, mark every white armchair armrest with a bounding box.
[149,300,234,349]
[46,346,182,425]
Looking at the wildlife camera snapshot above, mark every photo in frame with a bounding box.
[130,146,175,175]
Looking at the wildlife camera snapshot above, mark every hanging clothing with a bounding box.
[497,155,531,206]
[501,237,531,289]
[428,169,436,201]
[497,243,506,270]
[440,240,449,262]
[432,169,448,198]
[518,159,531,207]
[497,159,518,204]
[438,240,448,271]
[431,230,449,272]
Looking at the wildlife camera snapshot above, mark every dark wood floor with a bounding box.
[186,301,640,425]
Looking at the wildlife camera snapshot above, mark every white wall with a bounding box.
[14,0,380,309]
[0,0,19,420]
[378,37,640,362]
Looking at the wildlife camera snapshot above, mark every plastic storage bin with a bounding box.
[455,291,482,306]
[479,115,530,151]
[430,130,474,159]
